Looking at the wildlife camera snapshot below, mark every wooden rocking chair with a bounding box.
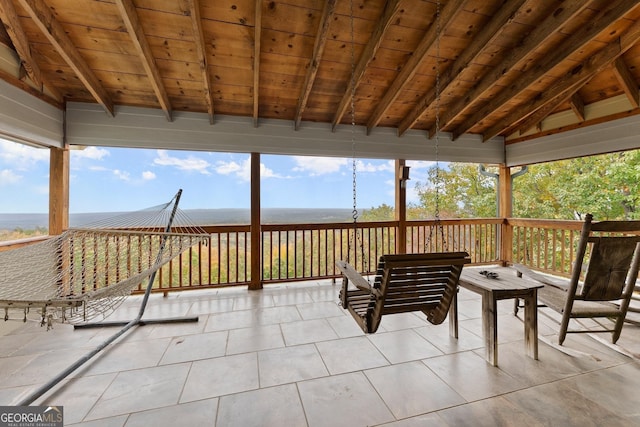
[336,252,470,334]
[514,214,640,345]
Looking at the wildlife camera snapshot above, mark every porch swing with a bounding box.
[336,0,470,334]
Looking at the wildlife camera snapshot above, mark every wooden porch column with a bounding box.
[498,164,513,266]
[49,146,69,235]
[249,152,262,290]
[395,159,407,254]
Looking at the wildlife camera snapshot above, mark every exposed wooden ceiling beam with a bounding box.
[569,92,586,122]
[365,0,465,133]
[253,0,261,127]
[0,0,42,89]
[434,1,588,139]
[612,57,639,108]
[331,0,403,130]
[294,0,337,131]
[116,0,172,121]
[489,19,640,140]
[187,0,214,124]
[453,0,639,140]
[16,0,114,116]
[397,0,527,137]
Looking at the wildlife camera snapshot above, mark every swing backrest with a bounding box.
[368,252,470,331]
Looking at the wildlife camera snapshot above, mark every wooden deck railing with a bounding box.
[4,217,622,293]
[151,218,503,292]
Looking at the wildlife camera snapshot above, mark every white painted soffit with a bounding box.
[65,102,506,163]
[0,79,63,148]
[506,113,640,167]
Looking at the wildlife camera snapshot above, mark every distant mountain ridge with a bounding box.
[0,208,358,230]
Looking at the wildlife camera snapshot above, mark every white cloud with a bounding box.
[356,159,394,173]
[292,156,348,175]
[215,160,242,175]
[113,169,130,181]
[142,171,156,180]
[0,139,49,169]
[0,169,22,185]
[153,149,211,175]
[71,146,109,160]
[215,157,278,182]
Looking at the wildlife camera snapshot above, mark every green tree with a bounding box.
[513,150,640,220]
[413,163,496,218]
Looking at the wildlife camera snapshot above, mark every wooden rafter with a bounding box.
[294,0,336,130]
[253,0,261,127]
[115,0,172,121]
[397,0,526,137]
[569,92,586,122]
[331,0,402,130]
[433,1,587,137]
[187,0,214,124]
[365,0,465,133]
[612,57,639,108]
[16,0,114,116]
[492,20,640,140]
[453,0,639,140]
[0,0,42,89]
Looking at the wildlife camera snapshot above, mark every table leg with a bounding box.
[523,289,539,360]
[449,288,458,339]
[482,292,498,366]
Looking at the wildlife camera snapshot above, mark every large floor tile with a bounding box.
[296,301,344,320]
[561,363,640,419]
[217,384,307,427]
[77,337,171,376]
[84,363,190,421]
[414,322,485,354]
[258,344,329,387]
[180,352,259,403]
[204,309,260,332]
[39,373,118,424]
[160,330,227,364]
[124,398,218,427]
[436,395,545,427]
[298,372,395,427]
[368,329,443,363]
[503,380,632,426]
[226,324,284,354]
[315,336,389,374]
[422,351,525,402]
[280,318,339,346]
[364,361,466,419]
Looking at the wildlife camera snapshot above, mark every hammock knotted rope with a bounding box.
[0,189,209,327]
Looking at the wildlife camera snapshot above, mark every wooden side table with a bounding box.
[453,267,543,366]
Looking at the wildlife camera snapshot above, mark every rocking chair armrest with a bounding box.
[512,263,570,291]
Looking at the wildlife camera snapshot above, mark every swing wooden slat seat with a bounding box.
[337,252,471,334]
[513,214,640,345]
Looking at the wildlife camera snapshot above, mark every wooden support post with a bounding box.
[249,152,262,290]
[395,159,407,254]
[498,164,513,266]
[49,146,69,235]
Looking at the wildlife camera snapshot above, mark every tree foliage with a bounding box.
[399,149,640,221]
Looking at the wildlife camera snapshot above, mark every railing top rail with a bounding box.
[507,218,585,230]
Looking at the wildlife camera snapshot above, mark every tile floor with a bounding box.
[1,279,639,426]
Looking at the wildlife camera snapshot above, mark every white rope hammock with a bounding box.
[0,190,208,327]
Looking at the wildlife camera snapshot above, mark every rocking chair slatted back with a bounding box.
[337,252,470,334]
[515,213,640,345]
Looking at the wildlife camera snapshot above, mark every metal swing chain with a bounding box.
[427,0,447,252]
[346,0,368,276]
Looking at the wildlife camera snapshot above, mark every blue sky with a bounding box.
[0,138,434,213]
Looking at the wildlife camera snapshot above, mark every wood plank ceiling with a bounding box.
[1,0,640,144]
